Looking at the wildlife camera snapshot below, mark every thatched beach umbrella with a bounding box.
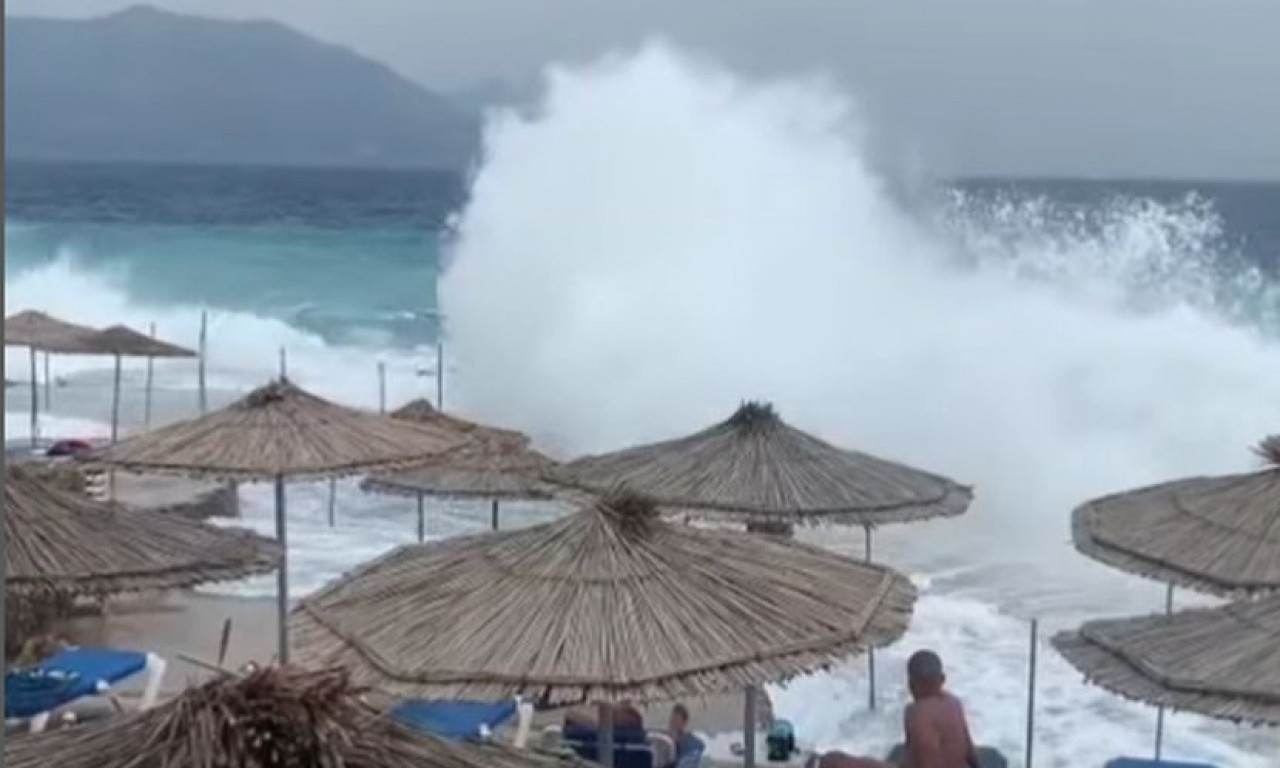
[552,402,972,528]
[80,324,197,443]
[1053,595,1280,726]
[1072,435,1280,597]
[552,401,970,709]
[5,665,583,768]
[293,492,914,765]
[362,443,557,540]
[392,398,531,449]
[5,462,280,597]
[87,379,469,662]
[4,310,100,447]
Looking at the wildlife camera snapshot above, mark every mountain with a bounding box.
[4,5,478,169]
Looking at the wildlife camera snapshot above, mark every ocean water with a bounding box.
[7,43,1280,767]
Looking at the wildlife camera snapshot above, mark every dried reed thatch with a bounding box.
[551,402,972,526]
[393,398,531,449]
[5,665,586,768]
[1052,595,1280,725]
[5,463,280,597]
[292,491,916,705]
[361,443,557,501]
[3,310,99,353]
[1072,435,1280,595]
[89,380,470,480]
[85,324,197,358]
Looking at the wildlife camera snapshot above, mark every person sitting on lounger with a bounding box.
[807,650,980,768]
[564,701,646,731]
[666,703,705,768]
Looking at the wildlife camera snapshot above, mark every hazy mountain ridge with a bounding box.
[5,5,479,169]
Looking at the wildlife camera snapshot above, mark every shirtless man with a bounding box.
[810,650,979,768]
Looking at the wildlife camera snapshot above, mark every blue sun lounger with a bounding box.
[1105,760,1219,768]
[5,648,167,732]
[391,699,521,741]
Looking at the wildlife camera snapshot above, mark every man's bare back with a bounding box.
[902,691,976,768]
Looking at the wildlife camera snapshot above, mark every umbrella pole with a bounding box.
[598,702,615,768]
[417,493,425,543]
[378,362,387,414]
[144,322,155,428]
[492,498,500,531]
[1025,618,1038,768]
[865,524,876,712]
[43,351,52,410]
[327,478,336,527]
[111,353,122,444]
[1154,584,1174,760]
[743,686,757,768]
[29,346,38,448]
[275,475,290,664]
[436,339,444,409]
[198,310,208,415]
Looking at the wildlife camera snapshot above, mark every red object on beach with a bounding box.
[46,439,93,457]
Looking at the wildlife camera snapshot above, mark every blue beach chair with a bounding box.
[5,647,167,732]
[391,698,520,741]
[562,724,657,768]
[1104,760,1220,768]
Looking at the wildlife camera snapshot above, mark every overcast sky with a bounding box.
[9,0,1280,179]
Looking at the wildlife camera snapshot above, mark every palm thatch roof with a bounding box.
[550,402,972,526]
[292,491,916,705]
[361,443,558,500]
[3,310,99,353]
[84,324,197,358]
[87,380,470,480]
[393,398,530,449]
[5,665,587,768]
[1072,435,1280,596]
[4,463,280,597]
[1052,595,1280,725]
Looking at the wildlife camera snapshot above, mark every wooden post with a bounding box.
[110,353,122,444]
[865,524,877,711]
[491,498,500,531]
[327,478,337,527]
[144,322,156,428]
[436,339,444,409]
[1154,584,1174,760]
[43,351,52,410]
[417,493,426,543]
[1026,619,1038,768]
[198,310,208,415]
[378,362,387,414]
[598,702,615,768]
[29,346,38,448]
[743,686,757,768]
[275,475,290,664]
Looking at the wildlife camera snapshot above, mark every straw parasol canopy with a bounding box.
[361,444,557,501]
[84,324,197,358]
[4,310,99,353]
[551,402,972,527]
[87,378,471,664]
[5,665,586,768]
[1072,435,1280,596]
[90,379,470,480]
[5,462,280,597]
[392,398,530,449]
[1053,595,1280,725]
[292,491,916,705]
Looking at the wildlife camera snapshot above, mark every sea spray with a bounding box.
[440,42,1280,764]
